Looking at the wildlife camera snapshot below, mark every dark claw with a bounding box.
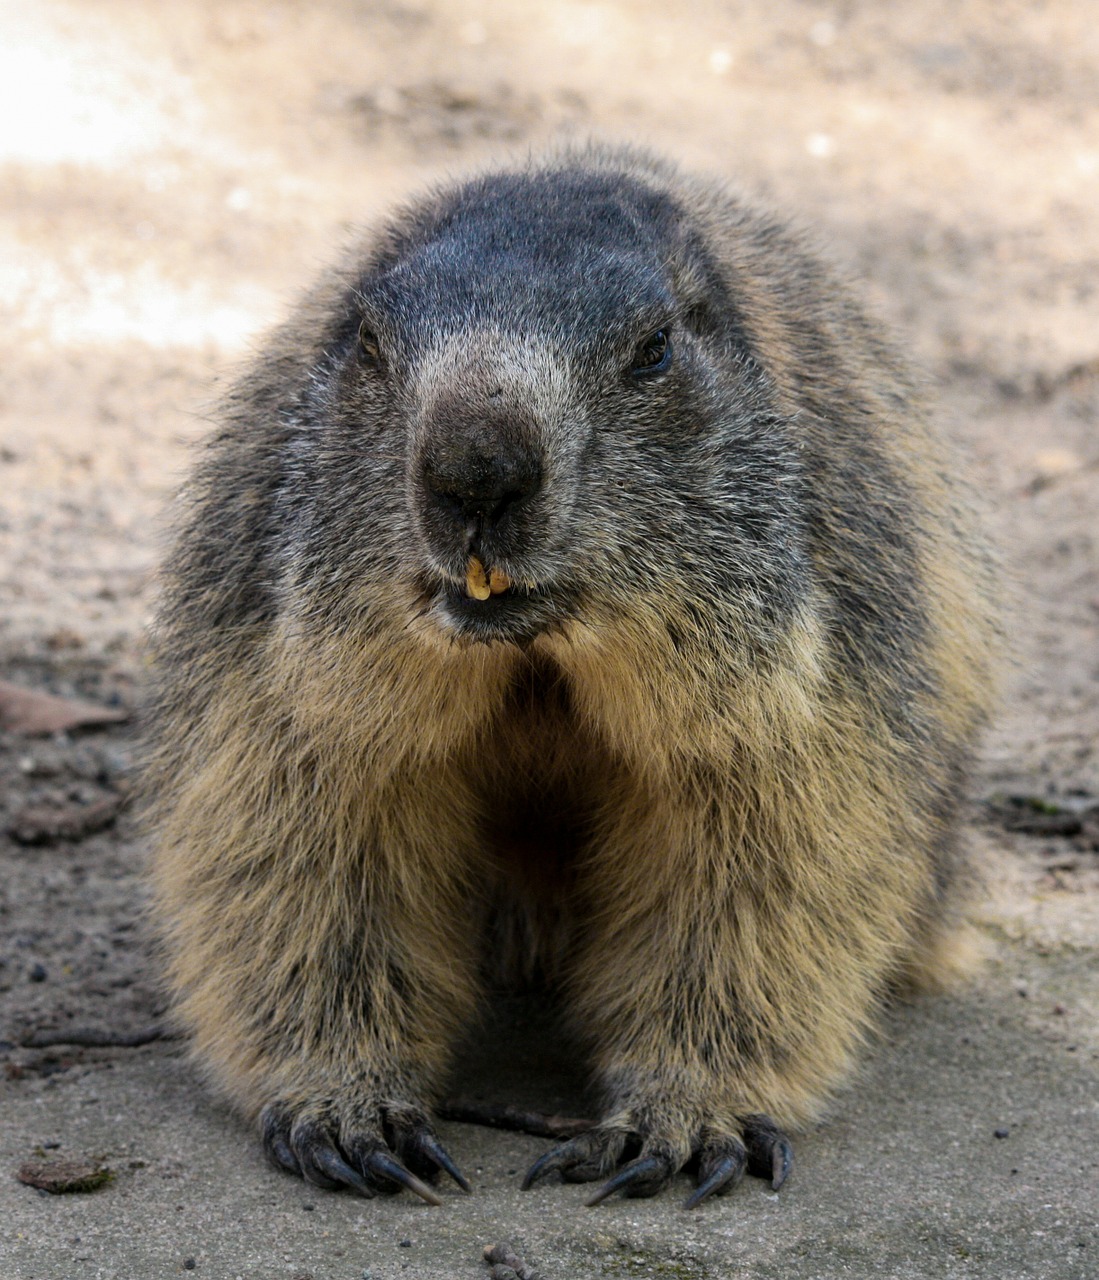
[684,1142,747,1209]
[361,1147,444,1206]
[585,1154,672,1206]
[742,1115,794,1190]
[770,1138,793,1190]
[523,1127,629,1190]
[291,1121,355,1191]
[521,1140,579,1190]
[310,1144,376,1198]
[270,1135,301,1176]
[260,1105,303,1176]
[412,1131,471,1193]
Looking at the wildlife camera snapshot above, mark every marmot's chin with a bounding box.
[433,580,553,646]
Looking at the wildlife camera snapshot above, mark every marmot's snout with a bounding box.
[410,387,567,642]
[416,401,544,571]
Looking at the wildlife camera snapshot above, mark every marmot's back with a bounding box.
[148,146,997,1209]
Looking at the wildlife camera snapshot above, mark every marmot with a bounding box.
[147,146,997,1208]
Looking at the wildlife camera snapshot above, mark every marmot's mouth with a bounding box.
[464,556,515,601]
[418,562,554,645]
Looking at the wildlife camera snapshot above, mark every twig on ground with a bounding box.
[438,1098,592,1140]
[19,1024,170,1049]
[9,793,125,845]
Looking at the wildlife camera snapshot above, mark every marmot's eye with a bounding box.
[630,328,671,376]
[358,321,382,366]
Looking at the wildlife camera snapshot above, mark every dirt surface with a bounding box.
[1,2,1097,1278]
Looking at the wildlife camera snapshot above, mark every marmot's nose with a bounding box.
[421,446,542,545]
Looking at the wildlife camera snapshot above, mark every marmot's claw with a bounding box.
[261,1104,310,1179]
[585,1153,676,1205]
[259,1101,451,1205]
[348,1143,444,1205]
[741,1114,794,1190]
[521,1141,578,1189]
[309,1142,378,1197]
[522,1114,793,1206]
[408,1130,471,1192]
[282,1117,373,1194]
[684,1138,747,1208]
[522,1127,679,1202]
[267,1132,301,1176]
[521,1127,626,1190]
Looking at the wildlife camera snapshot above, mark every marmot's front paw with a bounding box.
[260,1099,469,1205]
[522,1113,792,1209]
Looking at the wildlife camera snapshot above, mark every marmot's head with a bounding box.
[278,151,804,647]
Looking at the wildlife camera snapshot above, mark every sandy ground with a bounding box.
[1,1,1097,1277]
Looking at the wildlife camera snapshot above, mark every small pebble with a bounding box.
[184,1261,196,1271]
[994,1127,1009,1139]
[301,1203,315,1211]
[399,1239,412,1248]
[29,963,48,983]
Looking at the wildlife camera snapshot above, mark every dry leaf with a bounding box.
[0,680,128,736]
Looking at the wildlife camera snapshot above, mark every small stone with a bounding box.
[994,1127,1010,1139]
[184,1261,196,1271]
[29,963,47,983]
[398,1239,412,1247]
[301,1202,315,1211]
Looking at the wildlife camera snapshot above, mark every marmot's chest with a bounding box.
[474,655,614,892]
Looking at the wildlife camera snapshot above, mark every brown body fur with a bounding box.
[147,147,997,1203]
